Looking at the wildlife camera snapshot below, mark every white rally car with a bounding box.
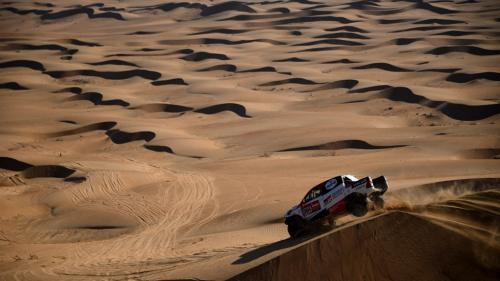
[284,175,388,238]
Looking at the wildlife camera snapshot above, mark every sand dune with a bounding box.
[0,0,499,280]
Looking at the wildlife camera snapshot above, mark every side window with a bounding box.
[303,188,321,203]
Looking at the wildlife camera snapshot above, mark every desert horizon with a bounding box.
[0,0,499,280]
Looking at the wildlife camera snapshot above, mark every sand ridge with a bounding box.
[0,0,499,280]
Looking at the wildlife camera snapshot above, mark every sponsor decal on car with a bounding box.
[329,200,347,215]
[325,178,337,190]
[302,200,320,216]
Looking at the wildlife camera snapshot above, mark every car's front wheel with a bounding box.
[287,217,306,238]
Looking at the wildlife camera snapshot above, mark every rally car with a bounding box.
[284,175,388,238]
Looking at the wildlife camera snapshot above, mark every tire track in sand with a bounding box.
[49,172,217,279]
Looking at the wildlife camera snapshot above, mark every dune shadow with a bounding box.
[41,7,124,21]
[45,69,161,81]
[260,78,319,86]
[0,59,46,71]
[0,82,28,90]
[198,64,237,72]
[151,78,188,86]
[232,230,328,265]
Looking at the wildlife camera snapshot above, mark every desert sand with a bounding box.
[0,0,499,280]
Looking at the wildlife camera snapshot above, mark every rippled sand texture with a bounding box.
[0,0,499,280]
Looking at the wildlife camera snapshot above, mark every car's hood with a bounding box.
[285,204,301,218]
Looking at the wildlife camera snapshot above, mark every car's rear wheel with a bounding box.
[347,194,368,217]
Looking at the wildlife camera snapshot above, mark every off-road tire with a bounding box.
[287,217,306,238]
[347,193,368,217]
[350,202,368,217]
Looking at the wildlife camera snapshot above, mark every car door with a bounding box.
[300,187,323,220]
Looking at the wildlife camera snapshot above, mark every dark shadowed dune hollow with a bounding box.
[138,48,162,52]
[307,80,359,91]
[106,129,156,144]
[159,38,286,46]
[87,60,139,67]
[68,39,102,47]
[0,60,46,71]
[151,78,188,86]
[349,85,391,93]
[353,63,412,72]
[314,32,370,39]
[45,69,161,80]
[271,16,357,25]
[228,212,499,281]
[144,144,174,154]
[0,157,33,171]
[67,92,130,107]
[3,43,77,55]
[64,176,87,183]
[426,46,500,56]
[194,103,251,118]
[200,1,256,16]
[53,87,82,94]
[394,38,421,45]
[22,165,75,179]
[418,68,461,73]
[414,0,459,14]
[47,122,117,138]
[379,19,414,25]
[322,58,357,64]
[99,6,125,12]
[126,31,159,35]
[189,28,249,35]
[0,7,51,15]
[260,78,319,86]
[198,64,237,72]
[238,66,278,73]
[182,52,230,61]
[278,139,405,152]
[148,2,206,13]
[268,7,290,13]
[132,103,193,113]
[272,57,309,62]
[293,38,365,46]
[324,26,368,33]
[381,87,500,121]
[446,72,500,83]
[41,7,124,21]
[0,82,28,90]
[59,120,77,124]
[414,18,465,25]
[434,30,478,36]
